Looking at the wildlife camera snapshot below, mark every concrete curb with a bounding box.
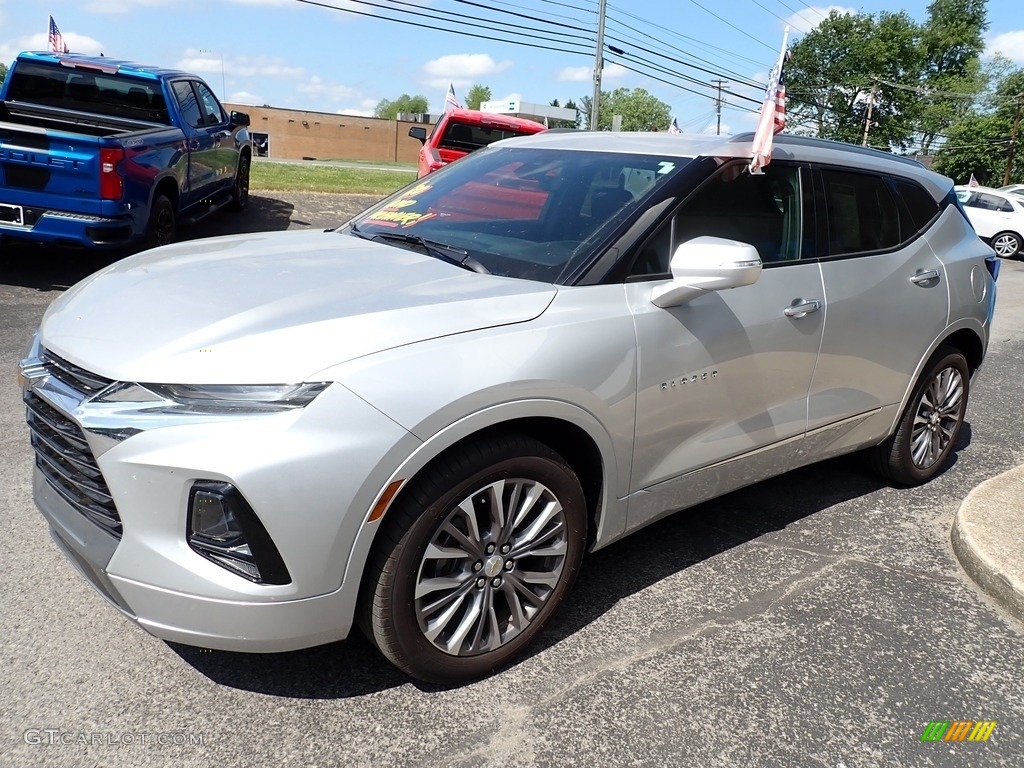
[952,464,1024,624]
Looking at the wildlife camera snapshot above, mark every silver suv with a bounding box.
[20,132,998,684]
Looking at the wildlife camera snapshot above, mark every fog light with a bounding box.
[187,481,291,584]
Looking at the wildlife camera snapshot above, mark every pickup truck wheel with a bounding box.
[360,434,587,684]
[229,155,250,212]
[144,195,176,249]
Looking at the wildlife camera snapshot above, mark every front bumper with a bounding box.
[24,357,416,652]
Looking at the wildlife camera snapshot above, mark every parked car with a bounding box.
[955,184,1024,257]
[997,183,1024,196]
[408,107,546,177]
[0,51,251,250]
[21,131,997,684]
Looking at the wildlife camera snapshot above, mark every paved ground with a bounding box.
[1,193,1023,767]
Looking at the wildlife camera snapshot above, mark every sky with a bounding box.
[1,1,1023,134]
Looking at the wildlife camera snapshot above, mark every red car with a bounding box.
[409,108,546,178]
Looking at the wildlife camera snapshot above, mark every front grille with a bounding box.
[39,349,113,394]
[24,353,121,538]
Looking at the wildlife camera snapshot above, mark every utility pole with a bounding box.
[711,79,727,135]
[862,81,877,147]
[1004,93,1023,186]
[590,0,607,130]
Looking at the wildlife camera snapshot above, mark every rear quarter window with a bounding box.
[891,178,941,234]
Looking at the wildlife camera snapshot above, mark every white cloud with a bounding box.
[986,31,1024,63]
[297,74,360,103]
[421,54,512,88]
[84,0,173,13]
[176,50,305,78]
[785,5,855,36]
[557,62,627,82]
[228,90,263,105]
[0,32,106,60]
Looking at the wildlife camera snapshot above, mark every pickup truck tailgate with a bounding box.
[0,121,104,218]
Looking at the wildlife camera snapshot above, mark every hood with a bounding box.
[41,230,556,384]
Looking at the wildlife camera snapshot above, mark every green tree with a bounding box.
[578,95,593,129]
[546,98,580,128]
[464,84,491,110]
[915,0,988,153]
[786,10,924,149]
[374,94,429,120]
[595,87,671,131]
[934,68,1024,184]
[0,63,6,89]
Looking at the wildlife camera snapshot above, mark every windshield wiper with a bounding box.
[363,231,490,275]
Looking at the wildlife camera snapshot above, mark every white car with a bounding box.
[955,185,1024,258]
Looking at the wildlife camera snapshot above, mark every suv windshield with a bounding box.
[351,146,688,282]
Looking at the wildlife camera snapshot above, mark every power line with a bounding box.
[294,0,596,56]
[682,0,779,54]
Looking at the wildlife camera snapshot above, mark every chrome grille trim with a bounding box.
[39,349,113,395]
[24,390,122,538]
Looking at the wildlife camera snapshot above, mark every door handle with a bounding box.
[783,299,821,318]
[910,269,940,285]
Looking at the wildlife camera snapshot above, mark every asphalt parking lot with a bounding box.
[2,193,1024,767]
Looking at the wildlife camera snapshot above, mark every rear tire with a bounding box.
[870,346,969,486]
[360,434,587,684]
[143,194,176,249]
[990,231,1022,258]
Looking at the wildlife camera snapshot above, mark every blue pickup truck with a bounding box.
[0,51,251,250]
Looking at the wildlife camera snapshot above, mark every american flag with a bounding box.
[968,173,979,187]
[48,15,69,54]
[667,116,681,134]
[444,83,460,112]
[749,34,791,174]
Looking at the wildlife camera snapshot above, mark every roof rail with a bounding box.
[730,131,925,169]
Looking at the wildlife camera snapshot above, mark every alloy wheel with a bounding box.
[910,366,964,469]
[414,477,568,656]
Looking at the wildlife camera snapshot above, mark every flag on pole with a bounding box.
[968,173,979,187]
[667,116,681,134]
[749,28,791,174]
[444,83,460,112]
[48,15,69,54]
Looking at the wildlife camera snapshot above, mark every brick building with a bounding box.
[224,103,435,164]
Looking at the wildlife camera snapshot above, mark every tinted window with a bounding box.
[892,179,940,234]
[823,169,900,255]
[439,122,538,152]
[172,81,202,128]
[976,192,1013,212]
[7,61,169,124]
[194,82,226,125]
[630,162,806,276]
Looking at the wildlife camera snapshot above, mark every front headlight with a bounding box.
[95,382,331,413]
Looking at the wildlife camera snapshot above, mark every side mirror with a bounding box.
[650,236,762,308]
[230,111,250,127]
[408,126,427,144]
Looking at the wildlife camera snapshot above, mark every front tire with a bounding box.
[360,434,587,684]
[990,231,1022,258]
[870,346,969,486]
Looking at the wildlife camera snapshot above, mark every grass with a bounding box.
[250,159,416,195]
